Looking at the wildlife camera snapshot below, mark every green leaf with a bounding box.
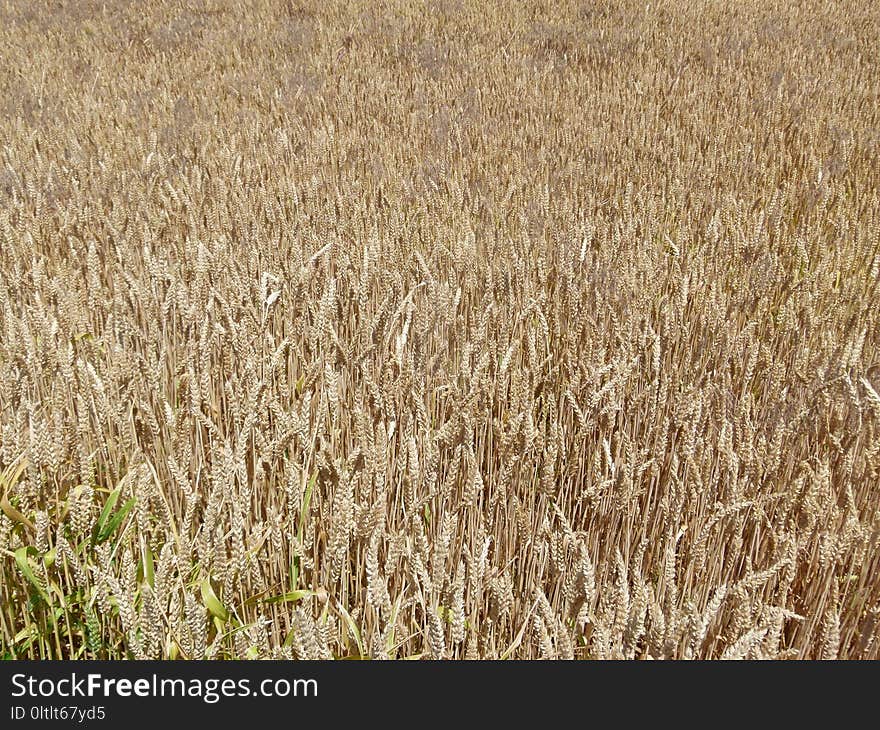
[42,548,57,569]
[201,578,229,622]
[92,487,121,543]
[13,546,50,604]
[262,589,317,605]
[289,559,299,592]
[299,471,317,543]
[290,470,318,590]
[14,624,38,646]
[282,628,297,649]
[335,602,365,657]
[437,604,471,629]
[0,456,32,532]
[95,495,136,544]
[143,546,155,587]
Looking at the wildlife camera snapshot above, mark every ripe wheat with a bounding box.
[1,0,879,659]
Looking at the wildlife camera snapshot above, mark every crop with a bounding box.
[1,0,879,659]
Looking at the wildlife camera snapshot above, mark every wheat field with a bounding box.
[1,0,879,660]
